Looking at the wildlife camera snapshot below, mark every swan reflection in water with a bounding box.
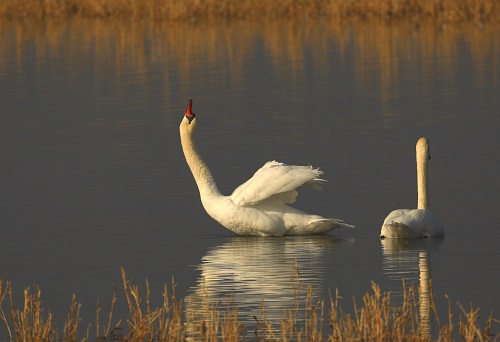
[381,238,443,336]
[185,235,354,337]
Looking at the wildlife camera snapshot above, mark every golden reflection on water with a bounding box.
[1,19,498,98]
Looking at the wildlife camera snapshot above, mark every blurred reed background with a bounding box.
[0,0,498,23]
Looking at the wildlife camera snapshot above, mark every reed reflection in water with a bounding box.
[185,236,354,337]
[1,19,498,106]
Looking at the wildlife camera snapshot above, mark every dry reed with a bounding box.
[1,270,499,341]
[0,0,499,23]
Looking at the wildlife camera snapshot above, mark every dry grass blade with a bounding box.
[63,294,81,341]
[7,285,55,341]
[121,267,161,340]
[0,280,13,340]
[457,301,493,342]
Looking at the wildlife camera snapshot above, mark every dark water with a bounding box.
[1,19,499,338]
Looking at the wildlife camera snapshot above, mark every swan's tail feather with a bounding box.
[286,218,355,235]
[327,219,355,230]
[315,218,355,231]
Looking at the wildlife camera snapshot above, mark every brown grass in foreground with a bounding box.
[1,268,499,341]
[0,0,499,23]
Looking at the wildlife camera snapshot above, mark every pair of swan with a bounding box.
[180,99,444,238]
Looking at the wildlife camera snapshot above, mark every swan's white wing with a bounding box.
[230,161,326,206]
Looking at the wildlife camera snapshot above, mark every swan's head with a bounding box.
[185,99,196,123]
[416,137,430,161]
[180,99,197,135]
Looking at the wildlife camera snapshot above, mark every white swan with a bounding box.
[380,137,444,239]
[179,99,354,236]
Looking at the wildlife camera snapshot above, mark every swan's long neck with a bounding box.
[416,140,430,210]
[180,118,222,202]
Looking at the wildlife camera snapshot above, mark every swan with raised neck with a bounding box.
[180,99,354,236]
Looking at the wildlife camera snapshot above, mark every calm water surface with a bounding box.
[0,19,499,337]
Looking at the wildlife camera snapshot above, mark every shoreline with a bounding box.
[1,0,499,24]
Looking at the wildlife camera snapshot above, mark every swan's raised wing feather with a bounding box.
[230,161,326,206]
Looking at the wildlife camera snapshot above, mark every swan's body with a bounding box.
[381,209,443,238]
[380,137,444,238]
[180,99,354,236]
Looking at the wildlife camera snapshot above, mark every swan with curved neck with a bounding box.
[179,99,354,236]
[380,137,444,238]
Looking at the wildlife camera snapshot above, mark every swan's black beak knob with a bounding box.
[185,99,196,123]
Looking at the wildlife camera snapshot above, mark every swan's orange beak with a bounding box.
[185,99,195,123]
